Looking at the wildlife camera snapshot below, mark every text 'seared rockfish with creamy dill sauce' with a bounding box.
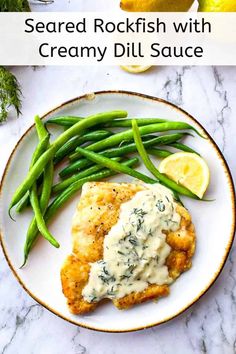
[61,181,196,313]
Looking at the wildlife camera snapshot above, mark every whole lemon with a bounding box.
[198,0,236,11]
[120,0,195,12]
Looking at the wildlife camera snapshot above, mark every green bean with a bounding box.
[30,135,50,166]
[16,176,44,213]
[147,148,172,158]
[29,117,58,248]
[9,110,127,212]
[75,147,157,185]
[16,192,30,213]
[54,129,113,164]
[61,157,92,174]
[16,177,45,213]
[105,118,168,127]
[116,132,193,148]
[22,161,55,267]
[46,117,167,128]
[22,157,139,265]
[71,121,203,160]
[30,184,60,248]
[61,133,186,177]
[53,157,121,194]
[39,163,54,213]
[170,142,200,155]
[35,115,48,141]
[132,120,199,199]
[46,116,82,127]
[15,117,50,214]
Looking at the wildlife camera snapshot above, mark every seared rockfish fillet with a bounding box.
[61,182,195,314]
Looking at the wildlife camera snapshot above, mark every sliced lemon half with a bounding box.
[120,65,152,74]
[159,152,210,199]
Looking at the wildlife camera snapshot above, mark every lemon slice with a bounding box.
[159,152,210,198]
[120,65,152,74]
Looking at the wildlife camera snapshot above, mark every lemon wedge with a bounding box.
[120,65,152,74]
[159,152,210,199]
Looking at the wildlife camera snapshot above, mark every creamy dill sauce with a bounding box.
[82,184,181,303]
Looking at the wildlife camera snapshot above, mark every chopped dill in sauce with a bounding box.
[82,183,181,303]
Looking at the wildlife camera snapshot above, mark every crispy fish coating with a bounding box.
[61,182,196,314]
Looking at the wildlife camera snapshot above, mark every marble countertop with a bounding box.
[0,65,235,354]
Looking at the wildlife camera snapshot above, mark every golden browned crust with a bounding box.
[61,182,196,314]
[166,204,195,279]
[113,284,170,310]
[61,254,97,314]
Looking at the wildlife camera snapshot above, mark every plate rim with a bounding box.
[0,90,235,333]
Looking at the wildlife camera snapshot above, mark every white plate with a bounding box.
[0,91,235,332]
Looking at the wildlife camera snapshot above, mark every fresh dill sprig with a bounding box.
[0,67,22,123]
[0,0,53,12]
[0,0,31,11]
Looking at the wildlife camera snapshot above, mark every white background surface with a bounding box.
[0,65,235,354]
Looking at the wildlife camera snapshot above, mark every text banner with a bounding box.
[0,13,235,65]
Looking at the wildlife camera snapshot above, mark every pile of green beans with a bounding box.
[9,110,127,211]
[9,110,203,265]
